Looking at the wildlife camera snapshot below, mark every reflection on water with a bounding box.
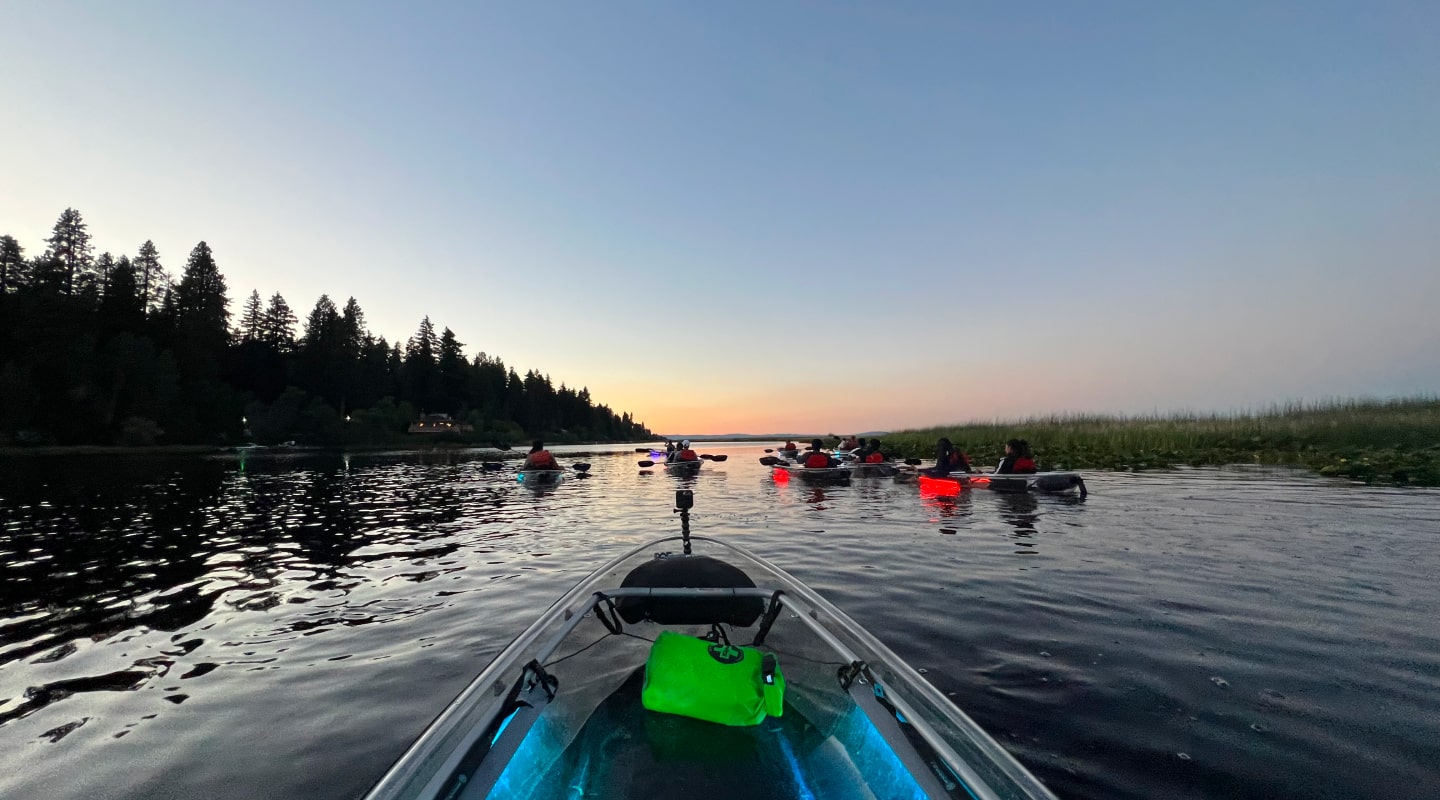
[2,448,1439,800]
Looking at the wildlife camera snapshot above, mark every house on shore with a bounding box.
[408,413,474,434]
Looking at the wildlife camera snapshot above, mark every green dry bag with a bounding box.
[641,630,785,727]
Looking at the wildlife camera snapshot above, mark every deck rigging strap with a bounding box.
[522,659,558,701]
[592,596,624,635]
[750,590,786,647]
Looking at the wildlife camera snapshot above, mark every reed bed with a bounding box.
[882,397,1440,486]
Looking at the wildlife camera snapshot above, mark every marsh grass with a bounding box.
[883,397,1440,486]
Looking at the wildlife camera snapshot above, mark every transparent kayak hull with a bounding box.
[362,536,1058,800]
[517,470,565,488]
[664,460,703,476]
[916,471,1087,497]
[847,463,900,479]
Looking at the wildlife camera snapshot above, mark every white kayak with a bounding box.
[361,492,1059,800]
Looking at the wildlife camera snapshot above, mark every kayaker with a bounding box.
[523,440,561,471]
[801,439,837,469]
[995,439,1037,474]
[840,434,861,452]
[783,440,798,451]
[861,438,891,464]
[673,440,699,462]
[923,438,970,476]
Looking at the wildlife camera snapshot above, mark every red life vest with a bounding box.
[1014,456,1036,473]
[804,453,831,469]
[678,449,698,461]
[865,452,885,464]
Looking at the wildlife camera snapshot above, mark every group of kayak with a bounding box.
[767,437,1085,496]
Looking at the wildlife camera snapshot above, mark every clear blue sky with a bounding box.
[4,1,1437,433]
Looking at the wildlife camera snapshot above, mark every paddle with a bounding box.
[904,458,922,466]
[764,449,774,453]
[571,463,591,471]
[638,460,655,467]
[710,454,728,462]
[634,448,649,453]
[759,456,791,467]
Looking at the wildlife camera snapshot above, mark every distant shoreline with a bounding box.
[0,439,644,457]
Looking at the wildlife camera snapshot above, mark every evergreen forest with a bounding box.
[0,209,652,447]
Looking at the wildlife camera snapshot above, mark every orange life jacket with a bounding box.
[865,452,885,464]
[804,453,831,468]
[1014,456,1036,473]
[678,449,698,461]
[528,450,559,470]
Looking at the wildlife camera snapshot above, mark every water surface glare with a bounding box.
[1,445,1437,799]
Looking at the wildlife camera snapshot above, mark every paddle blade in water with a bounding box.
[638,460,655,468]
[572,463,591,471]
[711,455,728,462]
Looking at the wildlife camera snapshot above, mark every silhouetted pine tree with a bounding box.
[135,240,164,312]
[44,208,94,296]
[239,290,264,341]
[404,316,440,411]
[173,242,230,365]
[261,292,297,352]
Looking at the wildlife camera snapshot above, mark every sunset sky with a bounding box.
[4,2,1437,434]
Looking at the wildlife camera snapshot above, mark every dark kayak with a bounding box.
[362,492,1058,800]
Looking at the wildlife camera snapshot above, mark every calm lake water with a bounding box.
[1,444,1437,800]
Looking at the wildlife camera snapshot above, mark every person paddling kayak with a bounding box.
[860,438,891,464]
[801,438,838,469]
[668,440,699,463]
[523,440,561,471]
[995,439,1037,474]
[922,437,971,476]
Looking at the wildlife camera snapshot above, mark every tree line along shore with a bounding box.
[0,208,652,448]
[882,398,1440,487]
